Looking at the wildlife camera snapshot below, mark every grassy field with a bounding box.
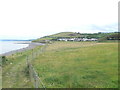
[32,41,118,88]
[1,41,118,88]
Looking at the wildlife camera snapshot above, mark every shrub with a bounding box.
[1,56,8,65]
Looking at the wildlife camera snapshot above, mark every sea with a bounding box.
[0,41,30,54]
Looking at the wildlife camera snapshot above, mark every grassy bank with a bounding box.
[2,45,42,88]
[32,42,118,88]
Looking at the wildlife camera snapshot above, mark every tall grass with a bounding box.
[2,42,118,88]
[32,42,118,88]
[2,46,42,88]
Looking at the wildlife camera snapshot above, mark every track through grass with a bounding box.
[2,46,42,88]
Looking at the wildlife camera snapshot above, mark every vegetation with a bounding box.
[1,56,8,66]
[32,32,119,43]
[98,33,120,42]
[2,32,119,88]
[32,42,118,88]
[2,46,42,88]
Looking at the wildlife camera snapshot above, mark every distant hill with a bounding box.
[49,32,82,37]
[98,32,120,41]
[32,32,119,43]
[32,32,82,42]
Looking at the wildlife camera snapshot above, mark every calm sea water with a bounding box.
[0,41,30,54]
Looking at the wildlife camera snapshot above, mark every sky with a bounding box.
[0,0,119,40]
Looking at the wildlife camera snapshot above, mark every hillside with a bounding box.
[98,33,120,41]
[32,32,82,42]
[32,32,119,43]
[49,32,82,37]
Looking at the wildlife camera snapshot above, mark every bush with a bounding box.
[1,56,8,65]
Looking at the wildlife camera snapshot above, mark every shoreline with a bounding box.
[0,42,45,56]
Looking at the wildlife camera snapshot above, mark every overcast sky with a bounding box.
[0,0,119,39]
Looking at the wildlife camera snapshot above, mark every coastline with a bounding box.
[0,42,45,56]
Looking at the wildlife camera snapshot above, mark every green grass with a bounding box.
[32,32,76,42]
[50,32,80,37]
[2,41,118,88]
[2,46,42,88]
[32,32,119,42]
[32,42,118,88]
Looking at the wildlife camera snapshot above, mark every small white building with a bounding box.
[58,38,68,41]
[57,38,97,42]
[90,38,98,41]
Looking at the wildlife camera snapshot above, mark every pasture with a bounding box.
[32,42,118,88]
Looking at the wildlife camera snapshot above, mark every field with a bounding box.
[1,41,118,88]
[32,42,118,88]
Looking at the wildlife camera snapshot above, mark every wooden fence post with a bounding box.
[26,45,47,89]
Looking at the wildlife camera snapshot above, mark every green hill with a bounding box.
[32,32,82,43]
[32,32,119,43]
[49,32,82,37]
[98,33,120,41]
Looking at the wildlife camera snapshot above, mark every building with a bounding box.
[57,38,98,42]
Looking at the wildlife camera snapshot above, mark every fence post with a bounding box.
[32,49,34,60]
[26,45,47,89]
[26,56,28,65]
[34,74,38,88]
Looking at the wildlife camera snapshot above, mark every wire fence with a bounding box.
[26,44,48,89]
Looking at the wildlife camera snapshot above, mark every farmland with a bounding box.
[32,41,118,88]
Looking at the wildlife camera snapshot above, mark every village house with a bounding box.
[57,38,98,42]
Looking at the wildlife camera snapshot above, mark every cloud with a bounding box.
[64,23,118,33]
[89,23,118,32]
[0,0,118,39]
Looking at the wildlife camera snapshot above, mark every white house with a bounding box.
[57,38,97,42]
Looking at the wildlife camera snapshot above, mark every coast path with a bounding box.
[2,55,32,88]
[2,42,44,88]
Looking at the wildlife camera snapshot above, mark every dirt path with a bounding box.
[2,55,33,88]
[2,43,45,88]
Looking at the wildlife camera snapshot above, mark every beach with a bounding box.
[0,42,45,56]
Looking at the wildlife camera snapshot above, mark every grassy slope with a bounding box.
[32,42,118,88]
[32,32,117,42]
[50,32,80,37]
[32,32,76,42]
[2,46,42,88]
